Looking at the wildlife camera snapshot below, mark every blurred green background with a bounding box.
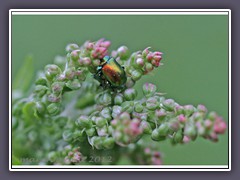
[12,15,229,165]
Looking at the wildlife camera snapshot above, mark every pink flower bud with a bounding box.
[146,53,153,61]
[151,60,160,67]
[153,51,163,56]
[204,119,212,129]
[101,41,111,47]
[214,117,227,134]
[136,58,145,67]
[209,132,218,142]
[197,104,207,114]
[183,135,190,143]
[142,47,150,57]
[178,114,186,123]
[153,55,162,61]
[86,42,94,50]
[111,119,118,127]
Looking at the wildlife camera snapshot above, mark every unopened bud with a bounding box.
[45,64,61,80]
[124,88,137,101]
[76,115,92,129]
[66,43,79,52]
[47,103,60,116]
[142,83,157,98]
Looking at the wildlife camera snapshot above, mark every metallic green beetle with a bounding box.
[94,56,127,89]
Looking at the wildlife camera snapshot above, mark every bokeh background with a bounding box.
[12,14,229,165]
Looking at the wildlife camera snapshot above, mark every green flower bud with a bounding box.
[140,121,152,134]
[65,79,81,90]
[66,43,79,52]
[92,59,101,67]
[70,49,80,61]
[121,101,134,113]
[173,130,183,143]
[35,101,46,116]
[100,107,112,121]
[119,112,131,121]
[76,115,92,129]
[65,67,76,80]
[62,130,73,142]
[82,57,92,66]
[47,103,61,116]
[97,126,108,136]
[162,99,175,111]
[124,88,137,101]
[112,105,122,118]
[184,125,197,141]
[208,111,217,121]
[146,97,159,110]
[184,105,195,116]
[73,130,85,142]
[86,128,96,137]
[125,78,136,88]
[155,109,166,121]
[76,69,87,81]
[44,64,61,80]
[114,94,124,105]
[134,102,143,113]
[192,112,203,121]
[92,136,104,150]
[34,85,48,97]
[35,77,48,86]
[142,47,150,58]
[158,123,169,136]
[95,117,107,128]
[151,129,166,141]
[103,137,115,149]
[145,62,153,73]
[175,105,185,115]
[131,69,142,81]
[47,93,61,103]
[117,46,129,59]
[143,83,157,98]
[169,119,180,132]
[99,92,112,106]
[51,82,64,94]
[108,126,113,134]
[197,104,207,114]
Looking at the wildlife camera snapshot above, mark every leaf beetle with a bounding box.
[94,56,127,89]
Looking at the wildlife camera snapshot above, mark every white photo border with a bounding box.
[9,9,231,171]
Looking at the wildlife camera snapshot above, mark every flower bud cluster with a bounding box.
[125,142,162,165]
[125,47,163,83]
[64,147,82,164]
[12,38,227,166]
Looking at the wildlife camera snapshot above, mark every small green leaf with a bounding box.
[22,102,39,122]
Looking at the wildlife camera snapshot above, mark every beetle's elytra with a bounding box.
[94,56,127,88]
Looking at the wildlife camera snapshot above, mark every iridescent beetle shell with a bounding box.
[95,56,127,88]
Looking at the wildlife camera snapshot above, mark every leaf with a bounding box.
[13,55,34,92]
[22,101,40,123]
